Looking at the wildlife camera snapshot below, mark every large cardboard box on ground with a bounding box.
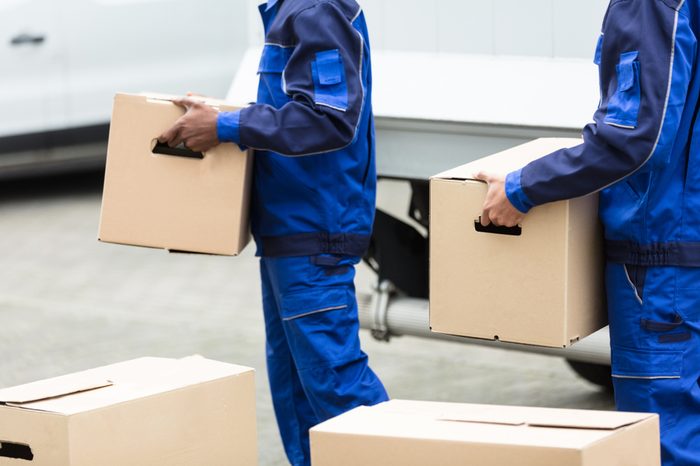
[0,356,257,466]
[311,400,660,466]
[99,93,252,255]
[429,138,605,347]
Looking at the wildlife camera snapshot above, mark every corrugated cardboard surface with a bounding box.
[0,356,257,466]
[429,138,605,347]
[310,400,661,466]
[99,93,252,256]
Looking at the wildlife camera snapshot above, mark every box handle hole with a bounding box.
[0,441,34,461]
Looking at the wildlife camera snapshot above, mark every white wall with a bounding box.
[361,0,609,59]
[247,0,609,59]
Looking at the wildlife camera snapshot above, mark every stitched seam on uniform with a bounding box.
[351,5,362,23]
[606,121,637,130]
[282,70,288,96]
[315,101,348,113]
[590,1,684,195]
[659,0,689,17]
[265,42,296,48]
[623,264,644,305]
[612,374,681,379]
[282,304,348,321]
[286,1,350,32]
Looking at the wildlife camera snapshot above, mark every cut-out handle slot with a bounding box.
[151,141,204,159]
[474,219,522,236]
[0,441,34,461]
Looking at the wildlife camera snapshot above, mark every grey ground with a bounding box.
[0,172,614,465]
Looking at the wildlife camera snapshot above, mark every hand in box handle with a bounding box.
[151,141,204,159]
[474,218,522,236]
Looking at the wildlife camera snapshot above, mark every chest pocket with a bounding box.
[258,44,293,108]
[594,34,603,66]
[311,49,349,111]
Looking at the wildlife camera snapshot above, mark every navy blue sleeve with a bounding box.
[506,0,696,213]
[235,3,364,156]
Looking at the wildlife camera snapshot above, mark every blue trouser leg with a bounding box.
[607,263,700,465]
[260,260,318,465]
[261,255,389,466]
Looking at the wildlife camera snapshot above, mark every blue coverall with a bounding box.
[505,1,700,463]
[216,1,388,464]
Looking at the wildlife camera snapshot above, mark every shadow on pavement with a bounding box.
[0,169,105,204]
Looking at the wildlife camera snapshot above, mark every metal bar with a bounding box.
[358,292,611,366]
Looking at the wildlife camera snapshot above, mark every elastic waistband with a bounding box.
[606,240,700,266]
[259,232,371,257]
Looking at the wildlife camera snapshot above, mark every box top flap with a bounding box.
[431,138,583,181]
[312,400,654,450]
[441,406,653,430]
[114,92,238,112]
[0,356,253,415]
[386,400,653,430]
[0,375,112,405]
[524,409,654,430]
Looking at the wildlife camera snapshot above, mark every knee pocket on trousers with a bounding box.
[612,346,683,379]
[280,287,360,370]
[280,287,349,321]
[612,346,684,430]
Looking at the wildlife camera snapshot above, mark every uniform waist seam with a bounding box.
[606,240,700,266]
[259,232,370,257]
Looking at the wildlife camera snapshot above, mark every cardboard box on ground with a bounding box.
[0,356,257,466]
[311,400,661,466]
[429,138,606,348]
[98,93,253,256]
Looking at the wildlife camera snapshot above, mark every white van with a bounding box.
[0,0,248,176]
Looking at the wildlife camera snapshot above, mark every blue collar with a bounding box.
[265,0,279,11]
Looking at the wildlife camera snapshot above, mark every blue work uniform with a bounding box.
[216,0,388,464]
[505,1,700,463]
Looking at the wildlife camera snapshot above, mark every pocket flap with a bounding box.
[315,49,343,85]
[617,51,639,91]
[258,44,293,73]
[280,286,348,320]
[612,346,682,378]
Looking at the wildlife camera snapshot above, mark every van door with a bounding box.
[0,0,65,149]
[62,0,248,129]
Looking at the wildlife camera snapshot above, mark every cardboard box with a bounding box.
[311,400,660,466]
[99,93,253,255]
[0,356,257,466]
[429,138,605,347]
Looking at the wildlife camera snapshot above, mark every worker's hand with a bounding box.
[158,97,220,153]
[473,172,525,227]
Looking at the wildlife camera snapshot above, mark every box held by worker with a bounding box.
[311,400,660,466]
[429,138,605,347]
[98,93,252,255]
[0,356,257,466]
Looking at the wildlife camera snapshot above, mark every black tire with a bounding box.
[567,360,614,392]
